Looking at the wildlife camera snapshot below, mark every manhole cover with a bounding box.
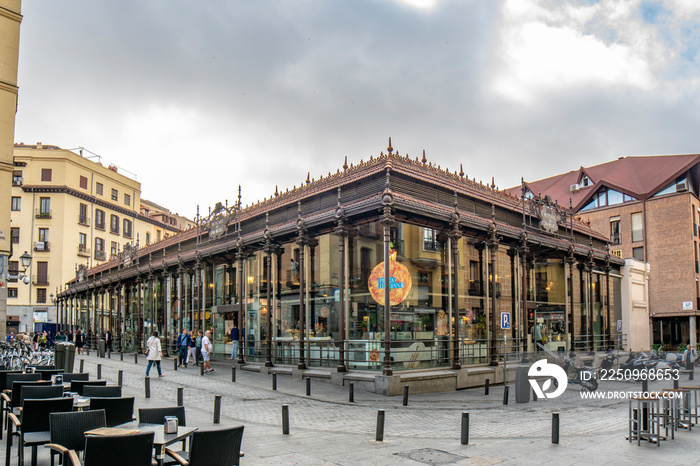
[396,448,466,465]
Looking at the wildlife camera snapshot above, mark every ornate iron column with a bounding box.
[296,202,308,370]
[116,282,123,351]
[194,253,203,333]
[586,247,595,353]
[108,283,114,346]
[236,242,246,364]
[380,166,395,377]
[566,245,576,353]
[99,287,105,342]
[163,270,171,357]
[603,246,612,349]
[518,233,529,361]
[335,188,348,372]
[487,211,500,366]
[263,213,275,368]
[136,276,143,349]
[449,194,462,370]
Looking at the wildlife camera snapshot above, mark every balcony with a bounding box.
[32,274,50,285]
[35,209,52,219]
[12,178,22,186]
[78,245,90,257]
[94,250,106,261]
[34,241,50,252]
[78,215,91,226]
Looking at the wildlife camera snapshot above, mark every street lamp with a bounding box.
[19,251,32,271]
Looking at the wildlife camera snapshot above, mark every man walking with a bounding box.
[230,322,240,359]
[202,330,214,373]
[176,329,191,367]
[186,329,198,366]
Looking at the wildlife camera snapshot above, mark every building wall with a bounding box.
[621,259,651,351]
[0,0,22,338]
[8,145,179,331]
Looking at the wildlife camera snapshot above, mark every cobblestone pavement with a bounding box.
[3,353,700,465]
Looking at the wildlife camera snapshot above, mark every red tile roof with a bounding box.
[506,154,700,211]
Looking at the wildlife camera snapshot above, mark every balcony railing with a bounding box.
[32,274,50,285]
[94,250,106,261]
[34,241,50,252]
[35,209,52,219]
[12,178,22,186]
[78,245,90,257]
[78,215,91,226]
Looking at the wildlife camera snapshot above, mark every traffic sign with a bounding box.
[500,312,511,330]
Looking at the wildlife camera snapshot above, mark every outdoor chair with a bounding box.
[6,397,73,466]
[82,386,122,398]
[46,409,107,466]
[19,385,64,407]
[62,373,89,384]
[88,397,135,427]
[53,431,155,466]
[0,370,21,440]
[3,380,51,439]
[3,372,41,392]
[138,406,186,449]
[0,370,21,392]
[164,426,244,466]
[70,380,106,396]
[34,369,64,380]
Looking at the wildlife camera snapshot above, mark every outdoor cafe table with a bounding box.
[86,423,198,466]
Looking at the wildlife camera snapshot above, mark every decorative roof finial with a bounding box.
[306,172,310,184]
[275,185,279,197]
[387,137,393,155]
[491,177,496,189]
[459,163,464,178]
[421,149,427,165]
[343,156,348,171]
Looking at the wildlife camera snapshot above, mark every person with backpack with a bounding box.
[176,329,191,368]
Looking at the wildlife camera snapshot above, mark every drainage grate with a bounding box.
[396,448,467,465]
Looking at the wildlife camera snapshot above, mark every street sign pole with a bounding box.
[500,312,511,385]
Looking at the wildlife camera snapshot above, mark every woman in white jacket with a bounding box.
[145,330,164,377]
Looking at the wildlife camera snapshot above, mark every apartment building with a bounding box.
[8,143,181,332]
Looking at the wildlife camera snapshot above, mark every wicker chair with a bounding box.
[19,385,64,406]
[88,397,135,427]
[83,386,122,398]
[58,431,155,466]
[46,409,107,466]
[6,397,74,466]
[164,426,244,466]
[70,380,107,396]
[3,380,51,441]
[138,406,186,426]
[62,373,90,384]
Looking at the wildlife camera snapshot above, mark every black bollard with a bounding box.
[376,410,385,442]
[533,388,538,402]
[86,347,90,356]
[552,413,559,444]
[79,359,84,373]
[145,377,151,398]
[349,382,354,403]
[97,364,102,380]
[118,370,123,387]
[503,385,509,405]
[177,387,184,407]
[134,353,138,364]
[642,379,648,394]
[282,405,290,435]
[674,378,679,390]
[461,412,469,445]
[108,350,111,359]
[174,358,178,371]
[403,386,409,406]
[272,373,277,391]
[120,351,123,361]
[485,379,490,396]
[213,395,222,424]
[306,377,311,396]
[232,366,236,382]
[200,363,204,376]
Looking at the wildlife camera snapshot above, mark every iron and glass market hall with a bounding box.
[57,142,625,392]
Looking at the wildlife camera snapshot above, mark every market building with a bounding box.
[8,144,182,333]
[509,154,700,350]
[57,142,625,391]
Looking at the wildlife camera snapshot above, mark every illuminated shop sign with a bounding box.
[368,248,412,306]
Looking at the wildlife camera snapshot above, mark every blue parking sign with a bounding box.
[500,312,511,330]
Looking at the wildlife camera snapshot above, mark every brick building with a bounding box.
[509,154,700,348]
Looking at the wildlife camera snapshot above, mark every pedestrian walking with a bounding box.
[145,330,164,377]
[195,330,203,366]
[105,329,113,351]
[176,329,191,367]
[186,329,198,366]
[202,330,214,373]
[230,322,240,359]
[75,329,84,354]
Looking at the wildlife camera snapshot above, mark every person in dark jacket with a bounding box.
[176,329,191,367]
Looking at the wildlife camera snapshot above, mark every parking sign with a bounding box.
[500,312,511,330]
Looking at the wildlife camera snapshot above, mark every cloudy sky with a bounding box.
[14,0,700,219]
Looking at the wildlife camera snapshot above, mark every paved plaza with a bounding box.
[2,353,700,465]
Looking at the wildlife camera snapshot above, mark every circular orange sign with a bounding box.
[368,260,412,306]
[369,349,380,361]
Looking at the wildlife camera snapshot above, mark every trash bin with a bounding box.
[55,342,76,373]
[98,339,106,358]
[515,366,531,403]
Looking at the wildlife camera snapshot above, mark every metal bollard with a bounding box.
[674,378,679,390]
[145,377,151,398]
[533,388,538,402]
[552,413,559,444]
[97,364,102,380]
[213,395,222,424]
[503,385,509,405]
[349,382,354,403]
[232,366,236,383]
[118,370,123,387]
[461,412,469,445]
[108,350,111,359]
[134,353,138,364]
[376,410,385,442]
[79,359,84,373]
[177,387,184,407]
[174,358,178,371]
[200,363,204,376]
[86,347,90,356]
[282,405,290,435]
[272,373,277,391]
[403,386,409,406]
[120,351,123,361]
[306,377,311,396]
[642,379,648,394]
[484,379,490,395]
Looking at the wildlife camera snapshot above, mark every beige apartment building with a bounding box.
[8,144,182,332]
[0,1,22,337]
